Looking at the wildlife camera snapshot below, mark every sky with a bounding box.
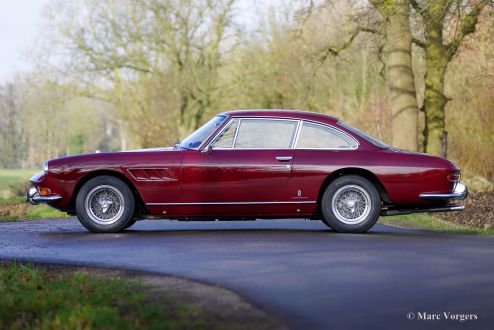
[0,0,50,83]
[0,0,285,84]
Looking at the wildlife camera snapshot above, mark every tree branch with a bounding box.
[320,27,380,62]
[412,37,427,48]
[446,0,490,58]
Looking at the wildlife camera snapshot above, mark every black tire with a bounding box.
[124,218,138,230]
[321,175,381,233]
[76,175,135,233]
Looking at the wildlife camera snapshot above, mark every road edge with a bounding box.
[0,258,288,330]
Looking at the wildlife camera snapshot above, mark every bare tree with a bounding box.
[41,0,237,147]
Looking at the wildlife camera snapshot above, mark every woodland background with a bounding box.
[0,0,493,191]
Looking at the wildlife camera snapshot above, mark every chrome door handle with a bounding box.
[276,156,293,161]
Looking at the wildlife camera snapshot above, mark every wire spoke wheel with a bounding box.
[331,184,371,225]
[84,185,125,225]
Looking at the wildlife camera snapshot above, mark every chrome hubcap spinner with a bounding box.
[84,185,125,225]
[331,185,371,225]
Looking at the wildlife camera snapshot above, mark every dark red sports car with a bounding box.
[27,110,467,233]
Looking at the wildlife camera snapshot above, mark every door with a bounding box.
[287,120,360,202]
[180,118,299,214]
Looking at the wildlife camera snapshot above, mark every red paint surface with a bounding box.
[31,110,459,217]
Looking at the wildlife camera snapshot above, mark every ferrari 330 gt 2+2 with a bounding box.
[27,110,467,233]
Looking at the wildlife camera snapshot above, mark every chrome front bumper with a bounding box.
[419,182,468,200]
[26,187,62,205]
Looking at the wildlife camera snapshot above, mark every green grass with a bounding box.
[380,213,494,236]
[0,262,209,330]
[0,170,67,221]
[0,196,25,206]
[0,169,37,198]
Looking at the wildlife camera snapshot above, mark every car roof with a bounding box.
[220,109,340,125]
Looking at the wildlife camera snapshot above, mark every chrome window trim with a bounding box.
[292,120,303,149]
[294,120,359,150]
[232,118,241,147]
[204,117,300,150]
[210,118,240,149]
[196,115,230,150]
[205,117,240,150]
[202,116,359,151]
[233,118,299,149]
[146,201,317,206]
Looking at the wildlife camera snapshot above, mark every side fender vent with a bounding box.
[127,168,177,182]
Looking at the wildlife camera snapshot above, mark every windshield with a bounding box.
[179,115,228,149]
[338,121,389,148]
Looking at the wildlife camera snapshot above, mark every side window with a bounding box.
[234,119,298,149]
[212,119,239,148]
[296,122,357,149]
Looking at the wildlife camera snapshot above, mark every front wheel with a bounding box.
[321,175,381,233]
[76,176,135,233]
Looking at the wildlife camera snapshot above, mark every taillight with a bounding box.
[447,173,460,183]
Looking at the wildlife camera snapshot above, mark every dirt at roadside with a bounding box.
[0,203,30,220]
[436,191,494,230]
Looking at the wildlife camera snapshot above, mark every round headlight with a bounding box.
[44,161,49,173]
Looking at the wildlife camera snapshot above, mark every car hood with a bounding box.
[123,147,173,152]
[47,147,179,171]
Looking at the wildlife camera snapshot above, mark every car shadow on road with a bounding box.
[41,224,461,241]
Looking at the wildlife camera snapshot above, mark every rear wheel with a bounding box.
[76,176,135,233]
[321,175,381,233]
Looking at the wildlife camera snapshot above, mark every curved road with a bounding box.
[0,218,493,329]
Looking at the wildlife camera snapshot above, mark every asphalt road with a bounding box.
[0,218,493,330]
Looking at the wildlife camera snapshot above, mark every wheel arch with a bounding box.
[68,169,146,215]
[316,168,392,212]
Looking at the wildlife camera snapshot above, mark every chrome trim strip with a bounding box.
[33,195,63,202]
[146,201,317,206]
[232,118,241,147]
[419,182,468,200]
[294,121,359,150]
[208,118,240,149]
[203,117,240,150]
[195,115,229,150]
[292,120,303,149]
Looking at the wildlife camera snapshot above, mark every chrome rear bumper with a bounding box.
[26,187,62,205]
[419,182,468,200]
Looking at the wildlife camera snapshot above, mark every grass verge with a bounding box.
[0,262,199,329]
[0,261,279,330]
[0,170,67,221]
[380,213,494,236]
[0,169,37,198]
[0,196,68,222]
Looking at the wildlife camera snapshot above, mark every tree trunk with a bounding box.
[373,0,419,150]
[422,19,449,156]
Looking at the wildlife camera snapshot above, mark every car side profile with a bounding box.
[27,110,467,233]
